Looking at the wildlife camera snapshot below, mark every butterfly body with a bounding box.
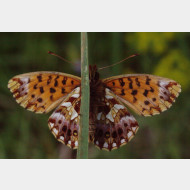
[8,65,181,151]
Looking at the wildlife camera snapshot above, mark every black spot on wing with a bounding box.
[50,88,56,93]
[37,75,42,82]
[144,100,150,105]
[40,87,44,94]
[62,77,67,85]
[129,82,133,89]
[47,75,52,85]
[62,88,65,94]
[54,80,58,87]
[143,89,149,97]
[152,98,156,102]
[37,98,43,102]
[150,87,154,92]
[146,76,151,85]
[119,78,125,87]
[131,90,137,95]
[121,89,125,96]
[135,78,140,87]
[33,84,37,89]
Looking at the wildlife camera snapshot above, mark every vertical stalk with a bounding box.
[77,32,89,159]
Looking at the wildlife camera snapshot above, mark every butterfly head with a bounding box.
[89,65,100,85]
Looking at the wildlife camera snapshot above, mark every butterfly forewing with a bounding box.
[103,74,181,116]
[8,72,81,113]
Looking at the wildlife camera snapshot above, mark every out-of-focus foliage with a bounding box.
[126,32,175,54]
[0,32,189,159]
[154,49,190,90]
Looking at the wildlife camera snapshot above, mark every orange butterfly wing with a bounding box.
[103,74,181,116]
[8,71,81,113]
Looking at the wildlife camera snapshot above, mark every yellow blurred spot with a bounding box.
[126,32,175,55]
[154,50,190,90]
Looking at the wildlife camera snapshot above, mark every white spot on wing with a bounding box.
[53,128,58,135]
[68,140,71,145]
[103,142,108,148]
[97,112,102,120]
[132,127,137,133]
[112,143,117,147]
[61,114,65,120]
[112,107,118,114]
[159,80,169,86]
[75,87,80,93]
[105,88,112,94]
[60,136,64,141]
[127,131,133,139]
[121,139,125,144]
[105,95,113,99]
[158,81,171,99]
[49,123,54,128]
[114,104,124,110]
[62,102,71,107]
[71,93,80,98]
[122,115,136,126]
[75,141,78,147]
[105,88,110,93]
[21,77,29,84]
[71,109,78,120]
[106,111,114,122]
[53,113,59,118]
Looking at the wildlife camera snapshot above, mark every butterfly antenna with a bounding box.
[48,51,74,65]
[98,54,139,70]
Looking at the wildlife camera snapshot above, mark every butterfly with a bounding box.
[8,65,181,151]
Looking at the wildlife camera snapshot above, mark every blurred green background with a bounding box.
[0,32,189,159]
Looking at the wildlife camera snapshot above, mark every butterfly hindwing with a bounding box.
[8,72,81,113]
[103,74,181,116]
[90,88,139,151]
[48,87,81,149]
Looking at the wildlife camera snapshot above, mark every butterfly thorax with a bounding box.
[89,65,100,86]
[89,65,105,117]
[89,65,105,97]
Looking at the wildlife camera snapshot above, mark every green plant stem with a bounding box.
[77,32,89,159]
